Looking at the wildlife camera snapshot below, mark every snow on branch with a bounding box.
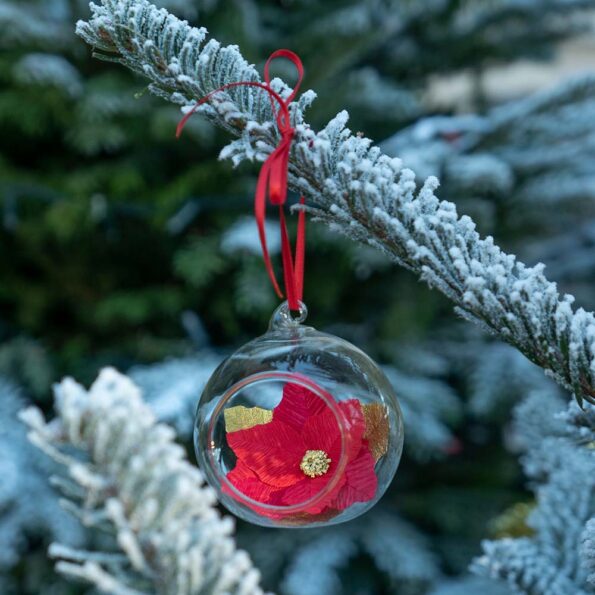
[20,368,266,595]
[471,393,595,593]
[76,0,595,407]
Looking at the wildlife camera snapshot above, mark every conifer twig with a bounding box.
[20,368,266,595]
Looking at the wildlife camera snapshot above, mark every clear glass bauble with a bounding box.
[194,302,404,528]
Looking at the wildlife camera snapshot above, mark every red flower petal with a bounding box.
[299,399,366,459]
[338,399,366,460]
[227,420,305,487]
[225,382,377,517]
[280,472,346,513]
[301,409,341,456]
[330,444,377,510]
[273,382,327,431]
[224,461,284,505]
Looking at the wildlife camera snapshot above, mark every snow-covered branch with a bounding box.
[472,392,595,593]
[76,0,595,406]
[20,368,266,595]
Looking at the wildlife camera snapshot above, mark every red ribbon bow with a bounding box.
[176,49,306,311]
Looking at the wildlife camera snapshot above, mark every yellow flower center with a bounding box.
[300,450,331,478]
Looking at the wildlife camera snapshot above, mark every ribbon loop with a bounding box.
[177,50,306,311]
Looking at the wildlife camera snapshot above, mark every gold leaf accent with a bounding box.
[224,405,273,433]
[362,403,389,461]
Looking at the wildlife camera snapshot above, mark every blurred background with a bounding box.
[1,0,595,593]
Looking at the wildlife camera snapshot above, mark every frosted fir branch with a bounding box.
[429,577,512,595]
[280,511,441,595]
[557,400,595,446]
[0,0,69,47]
[129,355,221,439]
[383,75,595,211]
[20,368,266,595]
[76,0,595,407]
[472,456,595,594]
[583,518,595,588]
[14,53,83,97]
[472,393,595,594]
[383,365,461,460]
[0,378,84,569]
[447,338,560,420]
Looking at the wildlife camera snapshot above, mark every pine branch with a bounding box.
[582,518,595,588]
[280,511,440,594]
[20,368,266,595]
[471,393,595,594]
[76,0,595,407]
[0,377,84,571]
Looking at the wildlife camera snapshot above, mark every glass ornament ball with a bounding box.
[194,302,404,528]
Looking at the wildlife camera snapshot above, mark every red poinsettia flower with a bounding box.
[223,382,377,516]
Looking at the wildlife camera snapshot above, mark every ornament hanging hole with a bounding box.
[269,300,308,330]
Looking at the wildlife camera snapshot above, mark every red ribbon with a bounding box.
[176,49,306,311]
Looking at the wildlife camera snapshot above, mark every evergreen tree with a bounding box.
[2,0,595,593]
